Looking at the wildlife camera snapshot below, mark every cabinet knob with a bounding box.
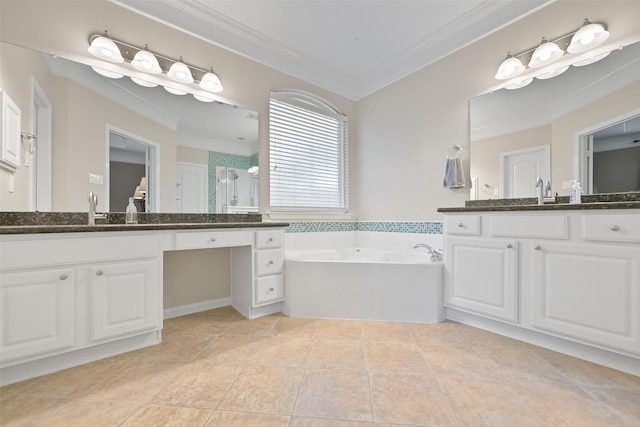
[534,245,542,251]
[268,287,275,292]
[506,244,513,249]
[59,273,68,281]
[211,237,217,242]
[267,237,274,243]
[96,270,104,276]
[610,225,620,232]
[457,223,464,228]
[268,260,275,265]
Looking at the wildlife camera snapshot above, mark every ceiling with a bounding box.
[113,0,549,100]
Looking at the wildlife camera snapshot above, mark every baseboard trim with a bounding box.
[163,297,232,319]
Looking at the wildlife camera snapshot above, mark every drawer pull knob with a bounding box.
[534,245,542,251]
[268,260,275,265]
[610,225,620,232]
[268,287,275,292]
[506,244,513,249]
[211,237,217,242]
[59,274,68,281]
[457,223,464,228]
[267,237,274,243]
[96,270,104,276]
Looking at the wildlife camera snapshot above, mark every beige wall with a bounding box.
[177,146,209,165]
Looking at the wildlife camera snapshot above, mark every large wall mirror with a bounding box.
[470,41,640,199]
[0,41,259,213]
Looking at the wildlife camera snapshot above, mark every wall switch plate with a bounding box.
[89,173,103,185]
[493,189,499,196]
[8,173,15,193]
[562,180,574,189]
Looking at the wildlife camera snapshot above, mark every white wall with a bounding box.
[356,0,640,220]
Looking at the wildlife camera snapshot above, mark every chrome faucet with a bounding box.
[413,243,443,262]
[536,178,556,204]
[535,177,544,205]
[88,191,107,225]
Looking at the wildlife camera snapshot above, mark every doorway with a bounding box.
[500,145,550,198]
[106,127,157,212]
[176,162,208,213]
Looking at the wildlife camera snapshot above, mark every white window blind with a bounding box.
[269,91,348,211]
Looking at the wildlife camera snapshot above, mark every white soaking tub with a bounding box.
[283,248,443,323]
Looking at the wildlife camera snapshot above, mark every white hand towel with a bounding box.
[443,157,465,189]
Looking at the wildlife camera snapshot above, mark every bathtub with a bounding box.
[283,248,444,323]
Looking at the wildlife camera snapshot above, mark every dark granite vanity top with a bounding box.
[438,192,640,213]
[0,212,288,235]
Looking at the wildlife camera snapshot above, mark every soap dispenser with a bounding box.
[570,182,582,204]
[126,197,138,224]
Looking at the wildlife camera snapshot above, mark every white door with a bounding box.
[500,145,550,198]
[176,162,208,213]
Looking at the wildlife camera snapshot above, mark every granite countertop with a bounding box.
[437,192,640,213]
[0,212,289,235]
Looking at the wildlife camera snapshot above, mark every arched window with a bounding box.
[269,90,348,212]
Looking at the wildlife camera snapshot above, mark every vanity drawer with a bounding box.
[175,230,245,250]
[256,229,284,249]
[445,216,480,235]
[255,275,284,305]
[255,249,284,276]
[491,215,568,239]
[582,215,640,243]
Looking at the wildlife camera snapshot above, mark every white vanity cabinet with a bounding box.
[442,208,640,374]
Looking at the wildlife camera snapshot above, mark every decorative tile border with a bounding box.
[286,221,442,234]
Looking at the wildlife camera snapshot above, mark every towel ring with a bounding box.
[446,145,463,159]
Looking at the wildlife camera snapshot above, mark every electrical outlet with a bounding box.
[562,180,574,189]
[89,173,104,185]
[493,189,499,196]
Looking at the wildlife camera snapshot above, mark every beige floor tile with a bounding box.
[290,417,375,426]
[133,331,214,362]
[460,328,535,351]
[407,322,470,347]
[315,320,364,341]
[514,381,628,427]
[176,315,237,335]
[218,365,304,414]
[247,337,314,367]
[162,315,188,333]
[195,334,268,365]
[370,372,458,426]
[294,368,373,422]
[309,340,367,371]
[439,377,549,427]
[87,359,185,402]
[223,316,280,336]
[0,394,70,426]
[585,387,640,426]
[121,404,213,426]
[32,398,140,426]
[272,317,319,340]
[535,350,640,391]
[363,321,414,343]
[420,345,504,380]
[365,341,430,373]
[205,410,291,426]
[151,361,243,409]
[473,347,570,384]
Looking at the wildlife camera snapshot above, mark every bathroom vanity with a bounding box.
[0,214,287,385]
[439,194,640,375]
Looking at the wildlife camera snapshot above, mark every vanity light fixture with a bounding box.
[494,18,612,89]
[87,31,123,63]
[193,94,215,103]
[87,31,224,96]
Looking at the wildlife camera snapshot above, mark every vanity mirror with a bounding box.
[470,41,640,199]
[0,41,259,213]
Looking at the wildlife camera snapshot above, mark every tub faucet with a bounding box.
[88,191,107,225]
[413,243,443,262]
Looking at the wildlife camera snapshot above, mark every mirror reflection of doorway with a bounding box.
[107,129,156,212]
[500,145,550,198]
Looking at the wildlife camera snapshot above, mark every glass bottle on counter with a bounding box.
[125,197,138,224]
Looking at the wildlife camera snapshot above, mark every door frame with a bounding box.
[176,161,209,213]
[499,144,550,198]
[30,77,52,211]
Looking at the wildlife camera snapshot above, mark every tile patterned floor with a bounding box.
[1,307,639,426]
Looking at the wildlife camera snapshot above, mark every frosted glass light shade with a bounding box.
[91,66,123,79]
[495,55,525,80]
[131,47,162,74]
[199,70,223,92]
[164,86,187,95]
[167,58,194,84]
[536,65,569,80]
[505,78,533,90]
[529,39,564,68]
[568,22,609,53]
[573,51,611,67]
[194,94,215,103]
[88,35,123,63]
[131,76,158,87]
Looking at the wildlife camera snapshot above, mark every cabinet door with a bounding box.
[90,260,158,341]
[532,241,640,354]
[0,268,75,361]
[445,237,518,322]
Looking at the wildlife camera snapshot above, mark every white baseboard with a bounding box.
[163,297,232,319]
